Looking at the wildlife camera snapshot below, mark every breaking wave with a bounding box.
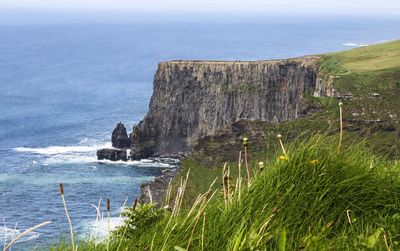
[12,140,176,168]
[78,217,125,242]
[13,143,112,155]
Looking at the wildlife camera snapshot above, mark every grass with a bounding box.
[319,40,400,74]
[325,40,400,73]
[320,40,400,96]
[50,135,400,250]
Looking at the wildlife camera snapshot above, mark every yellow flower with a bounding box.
[243,137,249,147]
[309,159,319,165]
[279,155,288,161]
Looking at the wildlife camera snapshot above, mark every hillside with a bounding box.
[54,136,400,250]
[161,41,400,207]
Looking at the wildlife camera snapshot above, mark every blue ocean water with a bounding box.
[1,16,400,249]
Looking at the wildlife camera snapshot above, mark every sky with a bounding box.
[1,0,400,15]
[1,0,399,25]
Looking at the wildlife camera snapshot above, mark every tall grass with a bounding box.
[59,183,75,251]
[53,135,400,250]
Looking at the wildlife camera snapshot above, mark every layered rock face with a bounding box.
[131,57,321,159]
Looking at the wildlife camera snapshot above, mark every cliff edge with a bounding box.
[130,56,325,159]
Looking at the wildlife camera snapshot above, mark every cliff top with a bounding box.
[162,55,320,66]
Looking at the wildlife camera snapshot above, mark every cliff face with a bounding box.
[131,56,321,159]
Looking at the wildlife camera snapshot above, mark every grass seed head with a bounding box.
[59,183,64,195]
[106,198,110,212]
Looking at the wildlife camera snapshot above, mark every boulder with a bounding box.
[97,148,128,161]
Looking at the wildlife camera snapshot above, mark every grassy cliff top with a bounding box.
[325,40,400,73]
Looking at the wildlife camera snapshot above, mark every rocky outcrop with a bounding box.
[131,56,321,159]
[97,123,130,161]
[140,169,178,205]
[97,148,128,161]
[112,122,130,148]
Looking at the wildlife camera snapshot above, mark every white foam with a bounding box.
[40,153,174,168]
[342,42,369,47]
[13,142,111,155]
[96,159,173,168]
[79,217,125,242]
[12,140,176,168]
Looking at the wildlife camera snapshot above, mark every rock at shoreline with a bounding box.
[112,122,130,149]
[97,122,130,161]
[97,148,128,161]
[140,169,178,206]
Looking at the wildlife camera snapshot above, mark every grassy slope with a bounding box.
[320,40,400,157]
[56,137,400,250]
[173,40,400,206]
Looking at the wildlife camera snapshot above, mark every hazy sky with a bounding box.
[1,0,400,15]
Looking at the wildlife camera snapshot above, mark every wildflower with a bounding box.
[279,155,288,161]
[243,137,249,147]
[258,162,264,171]
[309,159,319,165]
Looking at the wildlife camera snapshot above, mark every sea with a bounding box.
[1,14,400,249]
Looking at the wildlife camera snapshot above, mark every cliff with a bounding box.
[130,56,324,159]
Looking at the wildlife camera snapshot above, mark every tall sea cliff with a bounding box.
[129,56,331,159]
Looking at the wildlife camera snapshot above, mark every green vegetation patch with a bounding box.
[323,40,400,73]
[55,136,400,250]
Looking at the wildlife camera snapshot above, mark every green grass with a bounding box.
[50,136,400,250]
[321,40,400,74]
[320,40,400,94]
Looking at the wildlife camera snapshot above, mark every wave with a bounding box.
[78,217,125,242]
[13,142,112,155]
[342,42,369,47]
[39,154,174,168]
[12,140,177,168]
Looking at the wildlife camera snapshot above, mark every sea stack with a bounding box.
[97,122,130,161]
[112,122,131,148]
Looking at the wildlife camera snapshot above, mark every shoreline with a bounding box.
[138,156,182,205]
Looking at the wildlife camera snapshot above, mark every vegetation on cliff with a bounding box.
[51,135,400,250]
[179,40,400,204]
